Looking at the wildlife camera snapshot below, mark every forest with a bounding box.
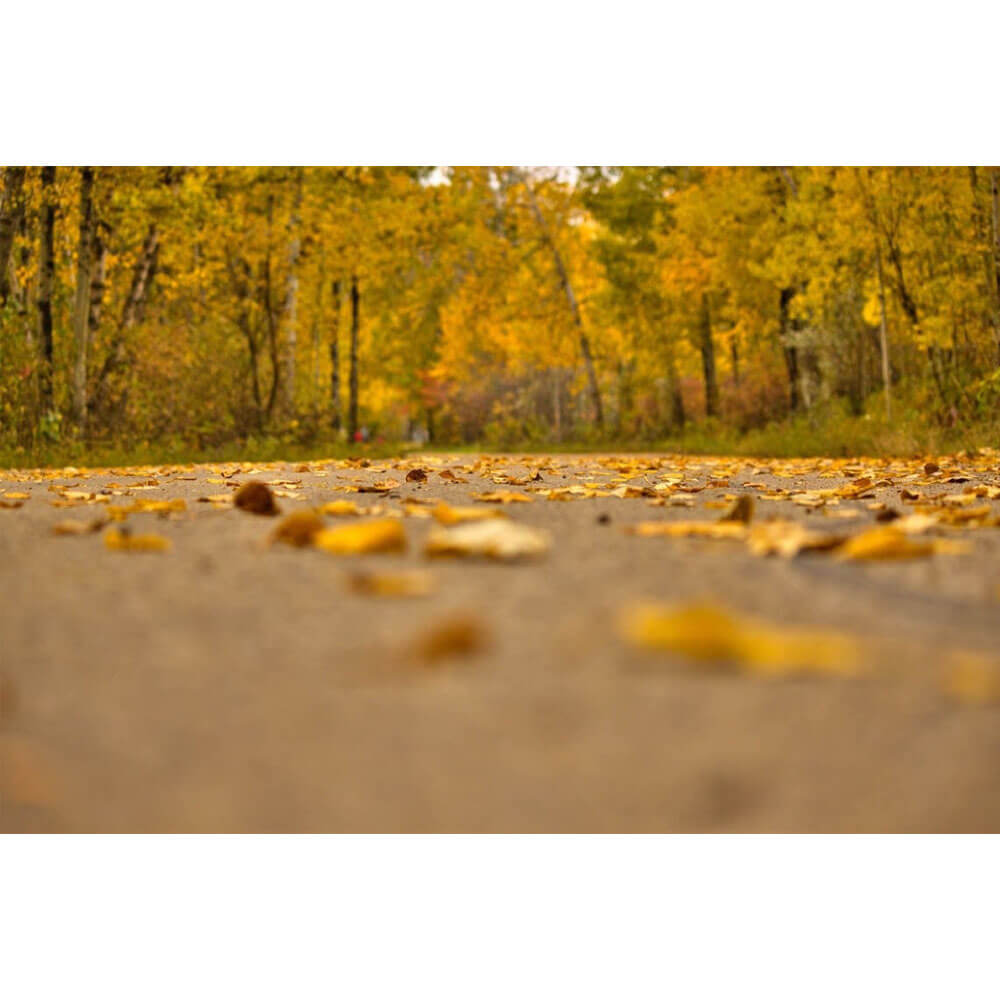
[1,165,999,460]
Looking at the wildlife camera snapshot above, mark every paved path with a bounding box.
[2,452,1000,831]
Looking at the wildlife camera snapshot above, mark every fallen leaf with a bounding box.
[943,653,1000,705]
[0,500,25,509]
[412,614,489,663]
[835,526,938,561]
[103,527,171,552]
[719,494,755,523]
[431,502,506,524]
[405,468,428,482]
[472,491,534,504]
[3,491,30,500]
[357,479,401,493]
[621,602,859,677]
[425,519,550,560]
[51,518,107,536]
[348,570,435,597]
[234,481,280,516]
[313,519,407,555]
[317,500,362,516]
[271,510,325,547]
[746,521,845,558]
[626,521,747,540]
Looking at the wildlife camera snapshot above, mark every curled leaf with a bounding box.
[720,494,755,523]
[431,502,506,525]
[234,481,280,516]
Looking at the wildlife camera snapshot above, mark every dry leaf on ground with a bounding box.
[317,500,362,516]
[51,518,107,536]
[425,519,550,560]
[944,653,1000,705]
[622,602,859,678]
[626,521,747,540]
[234,481,280,515]
[271,510,325,547]
[104,527,171,552]
[348,570,435,597]
[313,519,407,555]
[412,614,490,663]
[471,491,534,504]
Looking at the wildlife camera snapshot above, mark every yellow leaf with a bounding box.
[471,491,535,504]
[835,526,939,560]
[431,502,506,524]
[943,653,1000,705]
[313,519,407,555]
[747,521,845,558]
[103,528,171,552]
[317,500,362,516]
[621,602,859,677]
[425,519,550,560]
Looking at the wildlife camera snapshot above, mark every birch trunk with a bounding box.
[519,174,604,428]
[71,167,96,428]
[37,166,57,413]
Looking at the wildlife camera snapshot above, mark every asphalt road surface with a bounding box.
[3,452,1000,832]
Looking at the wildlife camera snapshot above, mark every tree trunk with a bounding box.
[71,167,96,428]
[874,239,893,421]
[779,287,800,413]
[37,166,57,413]
[88,225,109,352]
[0,166,27,306]
[991,168,1000,363]
[329,278,342,430]
[668,354,686,430]
[698,292,719,418]
[282,171,303,415]
[519,175,604,428]
[90,223,159,419]
[348,275,360,440]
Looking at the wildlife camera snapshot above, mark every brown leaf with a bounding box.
[720,494,755,524]
[348,570,435,597]
[271,510,325,547]
[405,468,428,482]
[412,615,490,663]
[234,481,280,516]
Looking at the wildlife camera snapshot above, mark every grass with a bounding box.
[2,403,997,470]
